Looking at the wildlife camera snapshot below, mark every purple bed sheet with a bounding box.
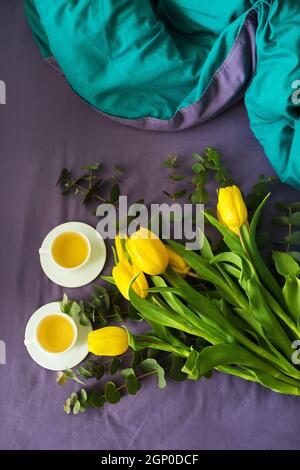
[1,1,300,451]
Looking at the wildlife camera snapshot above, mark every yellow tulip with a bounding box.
[115,233,127,261]
[126,227,169,275]
[217,185,248,235]
[112,258,148,300]
[88,326,128,356]
[166,246,189,275]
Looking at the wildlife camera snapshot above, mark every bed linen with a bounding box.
[1,1,300,450]
[24,0,300,189]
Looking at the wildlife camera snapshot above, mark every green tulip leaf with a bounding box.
[272,251,300,277]
[201,234,214,260]
[249,194,283,305]
[282,276,300,325]
[204,211,243,254]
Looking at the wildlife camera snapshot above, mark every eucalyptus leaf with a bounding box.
[109,357,121,375]
[140,358,166,389]
[77,366,94,379]
[104,381,121,404]
[121,368,141,395]
[90,390,105,408]
[110,183,120,203]
[72,400,81,415]
[285,231,300,245]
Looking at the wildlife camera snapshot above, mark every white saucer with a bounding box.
[39,221,106,288]
[24,302,92,371]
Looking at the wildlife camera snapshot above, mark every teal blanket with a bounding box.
[25,1,300,189]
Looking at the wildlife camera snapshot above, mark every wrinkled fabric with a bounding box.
[1,1,300,449]
[24,1,300,188]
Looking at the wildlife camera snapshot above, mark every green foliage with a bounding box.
[56,162,123,210]
[60,285,141,327]
[162,155,187,201]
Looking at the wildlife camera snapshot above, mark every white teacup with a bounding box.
[24,313,78,354]
[39,229,91,271]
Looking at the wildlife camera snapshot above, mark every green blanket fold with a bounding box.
[24,0,300,190]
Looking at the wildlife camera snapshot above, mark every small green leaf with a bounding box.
[65,369,76,379]
[104,381,121,404]
[206,147,221,166]
[95,364,105,380]
[77,366,94,378]
[168,174,186,182]
[289,212,300,225]
[56,168,71,186]
[285,231,300,245]
[69,301,81,318]
[192,163,205,173]
[192,152,205,163]
[82,163,101,171]
[289,202,300,211]
[121,368,141,395]
[274,201,289,212]
[93,285,110,311]
[110,183,120,203]
[70,392,78,406]
[172,189,187,200]
[109,357,121,375]
[139,358,166,389]
[272,216,290,225]
[90,390,105,408]
[80,389,88,403]
[162,155,180,168]
[190,187,209,204]
[192,172,207,185]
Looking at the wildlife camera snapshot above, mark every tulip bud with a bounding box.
[166,246,189,275]
[115,233,127,261]
[88,326,128,356]
[112,259,148,300]
[126,227,169,275]
[217,185,248,235]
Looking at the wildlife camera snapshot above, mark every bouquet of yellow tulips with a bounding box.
[89,185,300,396]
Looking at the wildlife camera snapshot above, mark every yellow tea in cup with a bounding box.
[37,314,76,353]
[51,231,89,268]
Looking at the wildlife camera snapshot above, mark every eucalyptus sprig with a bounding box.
[189,147,233,204]
[56,163,123,207]
[60,285,142,327]
[59,356,168,414]
[162,154,187,201]
[273,202,300,261]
